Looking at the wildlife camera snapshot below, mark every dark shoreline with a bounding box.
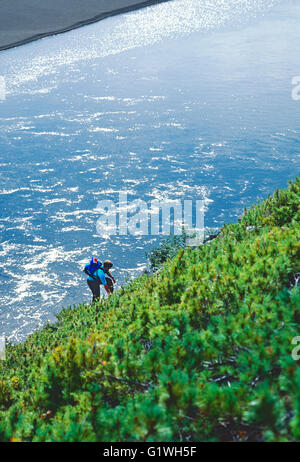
[0,0,171,52]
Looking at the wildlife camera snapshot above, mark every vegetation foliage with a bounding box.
[146,233,187,271]
[0,178,299,442]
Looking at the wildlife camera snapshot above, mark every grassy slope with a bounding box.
[0,178,299,442]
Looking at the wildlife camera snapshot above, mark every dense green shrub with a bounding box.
[0,177,299,442]
[146,233,187,271]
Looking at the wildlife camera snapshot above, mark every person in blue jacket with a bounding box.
[84,258,115,303]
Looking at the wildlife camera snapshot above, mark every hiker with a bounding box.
[84,258,116,303]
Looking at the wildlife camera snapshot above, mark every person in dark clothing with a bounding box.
[85,258,115,303]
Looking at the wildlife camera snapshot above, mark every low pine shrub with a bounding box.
[0,177,299,441]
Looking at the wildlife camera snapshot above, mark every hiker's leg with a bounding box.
[95,281,100,301]
[87,279,95,302]
[106,277,114,294]
[87,279,100,303]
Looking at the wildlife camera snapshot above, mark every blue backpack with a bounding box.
[84,258,109,281]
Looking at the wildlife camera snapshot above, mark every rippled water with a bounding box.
[0,0,299,341]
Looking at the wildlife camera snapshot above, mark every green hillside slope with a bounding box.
[0,178,299,442]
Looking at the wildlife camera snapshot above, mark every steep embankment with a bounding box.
[0,178,299,442]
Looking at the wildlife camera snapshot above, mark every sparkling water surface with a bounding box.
[0,0,299,341]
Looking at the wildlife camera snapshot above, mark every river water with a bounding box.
[0,0,299,341]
